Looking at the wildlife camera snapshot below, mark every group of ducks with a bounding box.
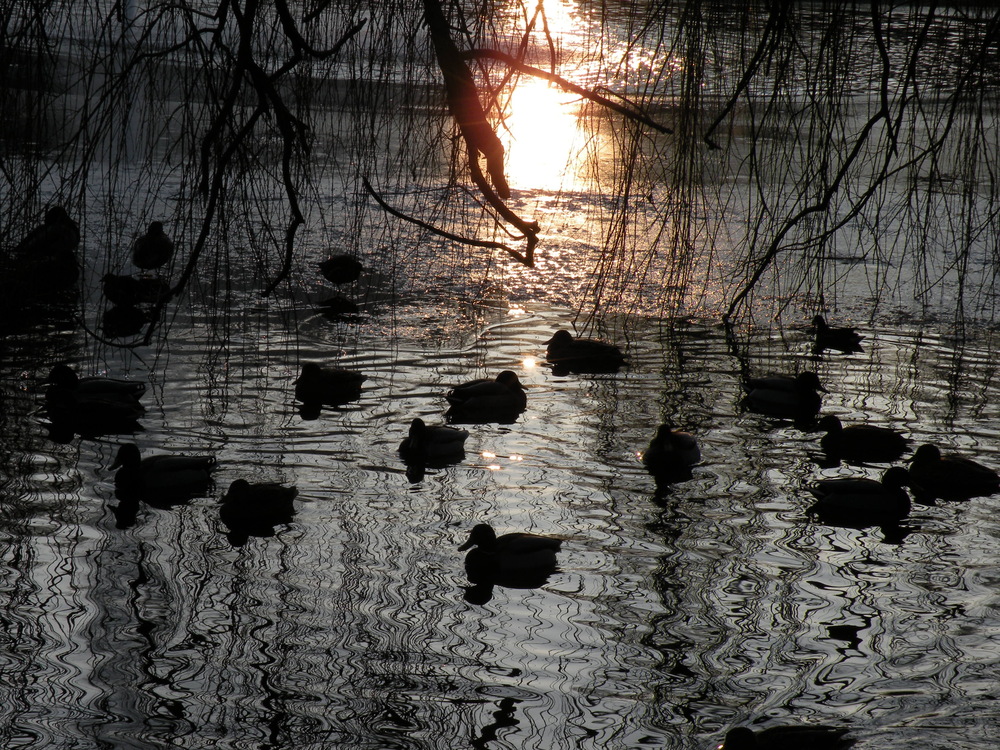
[40,364,296,545]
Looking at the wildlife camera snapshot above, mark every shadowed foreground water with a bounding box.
[0,288,998,749]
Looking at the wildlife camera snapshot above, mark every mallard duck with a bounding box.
[908,443,1000,500]
[806,466,911,525]
[718,725,853,750]
[293,363,365,407]
[220,479,297,545]
[318,254,363,284]
[44,389,145,441]
[445,370,527,422]
[13,205,80,258]
[817,415,909,463]
[643,424,701,471]
[742,371,826,421]
[132,221,174,270]
[102,273,171,307]
[399,418,469,464]
[45,364,146,400]
[458,523,562,576]
[545,329,625,373]
[812,315,863,353]
[111,443,216,496]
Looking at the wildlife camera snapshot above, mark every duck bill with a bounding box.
[458,539,474,551]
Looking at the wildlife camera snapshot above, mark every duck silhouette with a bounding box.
[642,424,700,484]
[908,443,1000,500]
[544,329,625,374]
[812,315,863,353]
[817,414,909,464]
[719,725,853,750]
[294,363,365,412]
[742,371,826,422]
[445,371,526,423]
[458,523,562,578]
[220,479,297,546]
[318,254,363,284]
[111,443,216,500]
[399,418,469,465]
[806,466,912,527]
[132,221,174,270]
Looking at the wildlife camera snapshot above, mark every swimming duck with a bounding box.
[10,206,80,288]
[742,371,826,421]
[13,205,80,258]
[44,389,145,441]
[458,523,562,577]
[318,254,364,284]
[817,415,909,463]
[399,418,469,464]
[102,273,172,307]
[812,315,863,353]
[544,329,625,373]
[642,424,701,482]
[111,443,216,497]
[908,443,1000,500]
[293,363,365,407]
[45,363,146,400]
[220,479,297,545]
[806,466,911,525]
[445,370,527,422]
[718,725,853,750]
[131,221,174,270]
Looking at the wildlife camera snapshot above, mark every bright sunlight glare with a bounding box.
[501,77,584,191]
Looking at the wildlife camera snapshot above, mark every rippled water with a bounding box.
[2,281,1000,749]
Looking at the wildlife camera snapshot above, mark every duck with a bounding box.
[642,424,701,481]
[544,329,625,373]
[907,443,1000,500]
[44,389,145,441]
[102,273,172,307]
[742,371,826,421]
[318,254,363,284]
[718,725,853,750]
[817,414,909,463]
[316,293,359,318]
[812,315,863,353]
[220,479,297,545]
[13,205,80,258]
[806,466,912,526]
[293,362,365,407]
[445,370,527,422]
[10,205,80,289]
[458,523,562,577]
[45,363,146,401]
[111,443,216,497]
[132,221,174,270]
[399,418,469,464]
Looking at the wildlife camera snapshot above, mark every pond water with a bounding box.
[3,2,1000,749]
[2,277,1000,749]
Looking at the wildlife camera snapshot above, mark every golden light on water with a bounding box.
[501,77,585,191]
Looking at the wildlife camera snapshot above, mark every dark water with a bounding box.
[1,281,1000,749]
[3,2,1000,749]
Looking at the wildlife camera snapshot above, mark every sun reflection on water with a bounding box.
[501,77,586,192]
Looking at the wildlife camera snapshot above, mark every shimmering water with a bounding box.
[2,286,1000,749]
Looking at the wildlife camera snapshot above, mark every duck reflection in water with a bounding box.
[458,523,561,605]
[220,479,298,547]
[718,725,854,750]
